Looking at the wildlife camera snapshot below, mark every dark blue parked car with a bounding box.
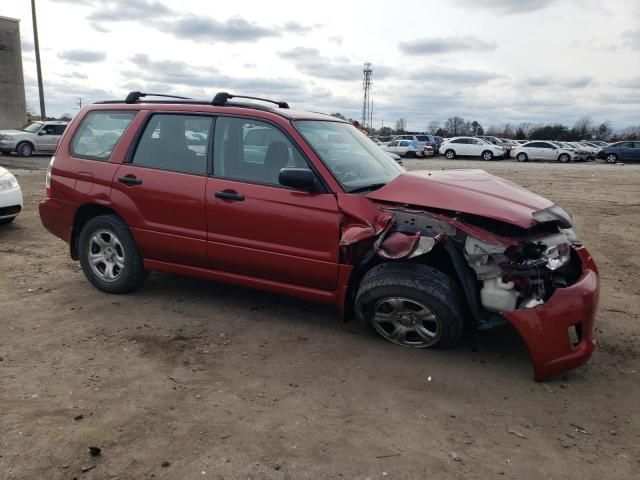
[597,141,640,163]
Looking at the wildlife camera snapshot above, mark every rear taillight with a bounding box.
[45,155,55,197]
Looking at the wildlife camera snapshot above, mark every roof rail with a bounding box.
[212,92,289,109]
[125,91,191,104]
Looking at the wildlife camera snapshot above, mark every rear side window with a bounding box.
[132,114,212,175]
[71,111,136,161]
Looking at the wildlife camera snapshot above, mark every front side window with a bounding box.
[213,116,307,185]
[71,111,136,161]
[132,114,211,175]
[295,120,403,192]
[41,125,57,135]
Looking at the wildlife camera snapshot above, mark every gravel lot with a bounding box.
[1,154,639,479]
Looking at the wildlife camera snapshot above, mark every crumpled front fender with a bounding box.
[502,247,599,381]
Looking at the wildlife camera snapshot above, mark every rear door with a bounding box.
[205,115,340,291]
[111,113,211,267]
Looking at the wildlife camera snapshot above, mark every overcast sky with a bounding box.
[4,0,640,130]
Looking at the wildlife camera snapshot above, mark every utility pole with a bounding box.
[31,0,46,120]
[77,97,83,110]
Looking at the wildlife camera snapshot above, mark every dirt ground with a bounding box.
[1,155,639,480]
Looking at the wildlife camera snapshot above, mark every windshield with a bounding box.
[21,122,43,133]
[294,120,404,192]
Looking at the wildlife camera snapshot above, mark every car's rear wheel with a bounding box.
[78,214,146,294]
[559,153,570,163]
[481,150,494,161]
[16,142,33,158]
[405,150,416,158]
[355,263,464,349]
[605,153,618,164]
[445,149,456,159]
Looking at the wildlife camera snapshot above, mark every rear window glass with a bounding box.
[71,111,136,160]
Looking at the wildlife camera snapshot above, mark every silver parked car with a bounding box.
[0,121,68,157]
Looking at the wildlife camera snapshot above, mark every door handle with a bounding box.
[118,176,143,186]
[214,190,245,201]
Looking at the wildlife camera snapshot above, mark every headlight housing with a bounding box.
[0,134,14,141]
[0,172,18,190]
[545,242,571,270]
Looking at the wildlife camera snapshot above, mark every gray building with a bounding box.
[0,16,28,129]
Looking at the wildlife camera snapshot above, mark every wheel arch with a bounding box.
[70,204,124,260]
[16,140,35,153]
[342,239,479,325]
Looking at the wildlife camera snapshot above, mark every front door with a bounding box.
[35,124,61,152]
[111,113,212,267]
[205,116,340,291]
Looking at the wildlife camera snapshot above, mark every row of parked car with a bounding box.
[369,133,637,164]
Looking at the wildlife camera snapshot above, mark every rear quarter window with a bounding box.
[71,111,136,161]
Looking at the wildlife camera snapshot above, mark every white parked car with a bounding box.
[0,121,68,157]
[382,139,430,158]
[512,141,581,163]
[439,136,505,160]
[0,166,23,224]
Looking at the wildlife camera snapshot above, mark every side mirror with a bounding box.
[38,131,46,136]
[279,168,318,192]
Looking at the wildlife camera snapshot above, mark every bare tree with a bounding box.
[395,118,407,133]
[427,120,441,133]
[573,116,594,139]
[444,116,465,136]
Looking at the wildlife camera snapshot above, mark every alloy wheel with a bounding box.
[370,297,442,348]
[87,229,125,282]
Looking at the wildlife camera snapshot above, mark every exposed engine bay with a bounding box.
[371,205,583,321]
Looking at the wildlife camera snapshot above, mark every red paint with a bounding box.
[368,169,554,228]
[503,247,599,381]
[39,101,600,381]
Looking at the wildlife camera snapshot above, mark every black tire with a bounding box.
[516,152,528,162]
[355,262,465,349]
[78,214,146,294]
[444,149,456,160]
[481,150,494,161]
[559,153,570,163]
[605,153,617,164]
[405,150,416,158]
[0,217,16,225]
[16,142,33,158]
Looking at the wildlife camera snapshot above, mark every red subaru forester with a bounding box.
[39,92,599,380]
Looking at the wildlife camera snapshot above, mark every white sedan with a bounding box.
[0,166,23,224]
[439,136,505,160]
[512,141,581,163]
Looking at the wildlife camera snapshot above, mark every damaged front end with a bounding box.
[339,193,599,381]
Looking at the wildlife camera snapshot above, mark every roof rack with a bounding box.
[212,92,289,109]
[124,91,191,104]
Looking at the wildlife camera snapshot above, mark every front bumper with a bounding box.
[0,185,23,219]
[0,139,17,151]
[502,247,599,381]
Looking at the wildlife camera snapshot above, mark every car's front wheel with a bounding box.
[481,150,494,161]
[16,142,33,157]
[355,263,465,349]
[78,214,146,293]
[559,153,571,163]
[444,149,456,159]
[516,152,528,162]
[605,153,618,164]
